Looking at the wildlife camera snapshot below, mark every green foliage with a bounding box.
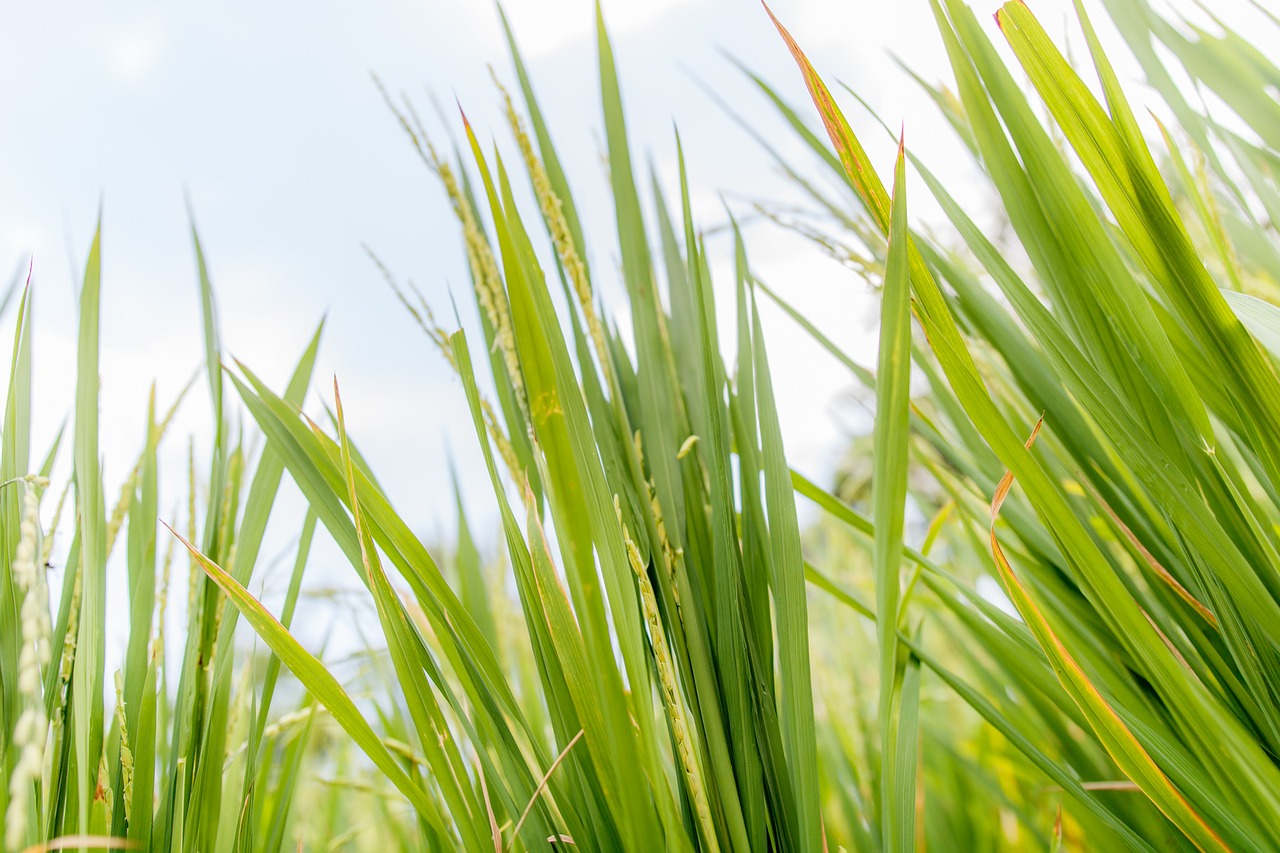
[7,0,1280,850]
[0,219,331,852]
[760,0,1280,847]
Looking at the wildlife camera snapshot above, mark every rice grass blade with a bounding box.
[872,140,916,852]
[173,528,448,835]
[750,274,821,853]
[450,330,622,850]
[238,509,316,848]
[987,421,1226,851]
[1,274,33,742]
[71,222,107,842]
[333,380,488,851]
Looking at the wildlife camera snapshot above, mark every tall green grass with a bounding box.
[759,0,1280,848]
[0,219,336,852]
[6,0,1280,849]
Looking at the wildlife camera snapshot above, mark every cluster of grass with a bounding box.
[6,0,1280,849]
[0,222,332,853]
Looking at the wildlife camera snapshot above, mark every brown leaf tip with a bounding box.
[455,96,472,131]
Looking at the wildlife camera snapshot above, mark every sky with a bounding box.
[0,0,1272,656]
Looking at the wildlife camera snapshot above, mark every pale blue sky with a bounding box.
[0,0,955,534]
[0,0,1270,653]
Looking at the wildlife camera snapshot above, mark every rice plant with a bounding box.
[753,1,1280,848]
[7,0,1280,849]
[0,228,342,851]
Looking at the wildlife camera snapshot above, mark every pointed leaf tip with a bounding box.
[455,95,472,129]
[761,0,783,29]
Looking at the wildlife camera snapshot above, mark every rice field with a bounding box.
[5,0,1280,850]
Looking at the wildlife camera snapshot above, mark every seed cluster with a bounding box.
[6,476,51,850]
[615,494,717,851]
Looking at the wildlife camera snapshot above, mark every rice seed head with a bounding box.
[105,466,138,554]
[493,70,614,385]
[647,486,684,617]
[428,140,526,417]
[6,478,51,850]
[615,494,717,851]
[481,397,523,481]
[114,670,135,823]
[54,551,83,725]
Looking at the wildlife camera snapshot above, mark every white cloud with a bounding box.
[105,27,163,82]
[464,0,699,58]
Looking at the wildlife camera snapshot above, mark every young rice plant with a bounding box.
[6,0,1280,849]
